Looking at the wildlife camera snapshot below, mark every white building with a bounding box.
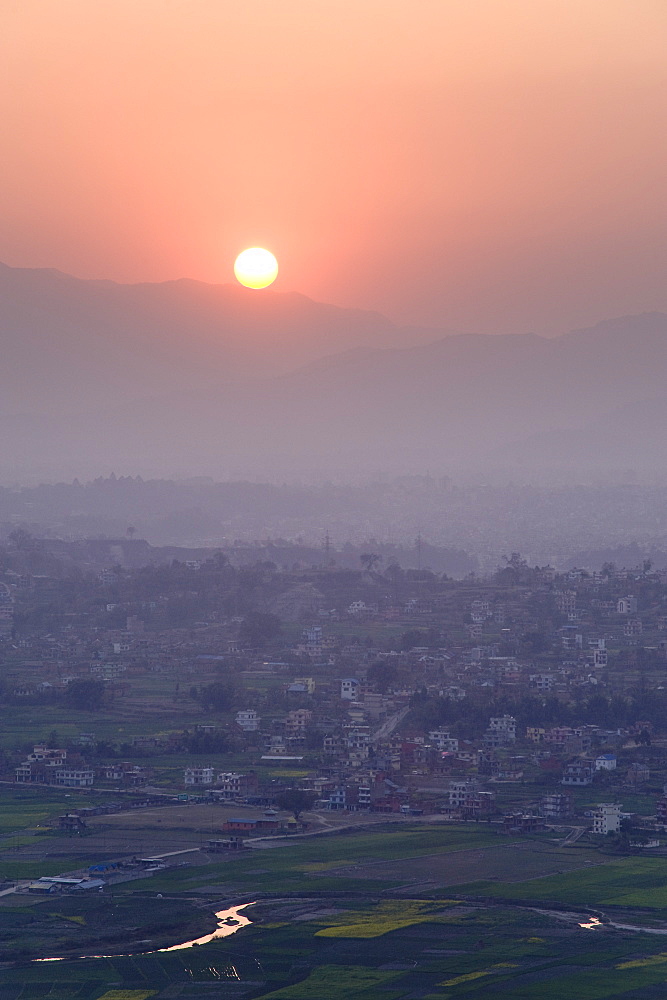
[184,767,214,786]
[617,596,638,614]
[448,780,475,808]
[302,626,322,644]
[555,590,577,614]
[470,600,491,620]
[530,674,554,692]
[235,709,260,732]
[589,648,608,668]
[592,802,621,835]
[595,753,617,771]
[215,772,256,800]
[54,766,94,788]
[90,661,126,680]
[485,715,517,746]
[428,729,459,752]
[341,678,360,700]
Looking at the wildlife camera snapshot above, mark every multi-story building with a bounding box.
[656,796,667,828]
[285,708,312,732]
[444,780,495,819]
[562,762,593,786]
[184,766,214,786]
[560,628,583,651]
[428,729,459,752]
[90,661,127,680]
[299,627,323,658]
[323,734,344,756]
[16,746,69,784]
[541,792,573,820]
[595,753,617,771]
[626,762,650,788]
[592,802,621,835]
[483,715,516,747]
[555,591,577,614]
[341,678,360,700]
[16,751,94,787]
[215,772,258,801]
[588,648,608,668]
[235,709,260,732]
[287,676,316,695]
[503,812,546,833]
[54,766,94,788]
[529,674,554,692]
[27,746,67,766]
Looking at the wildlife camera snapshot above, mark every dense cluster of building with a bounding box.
[5,553,667,842]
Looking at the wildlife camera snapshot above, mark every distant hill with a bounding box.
[2,531,476,578]
[0,261,439,415]
[1,260,666,479]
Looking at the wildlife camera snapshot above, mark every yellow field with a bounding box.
[96,992,156,1000]
[315,900,461,938]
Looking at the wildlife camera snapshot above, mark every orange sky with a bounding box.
[1,0,666,333]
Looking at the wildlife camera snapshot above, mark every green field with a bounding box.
[6,817,667,997]
[8,898,667,1000]
[109,823,507,895]
[464,854,667,909]
[0,786,118,836]
[257,965,401,999]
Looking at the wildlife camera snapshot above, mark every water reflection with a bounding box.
[33,903,253,963]
[579,916,602,930]
[158,905,253,952]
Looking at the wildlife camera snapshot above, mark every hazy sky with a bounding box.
[2,0,665,333]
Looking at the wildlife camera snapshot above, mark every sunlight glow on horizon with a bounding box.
[0,0,665,332]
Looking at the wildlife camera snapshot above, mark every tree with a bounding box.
[521,631,551,654]
[198,679,239,712]
[399,629,430,651]
[360,553,382,573]
[367,659,399,693]
[276,788,316,820]
[8,528,34,551]
[384,562,404,602]
[64,679,105,711]
[206,550,229,571]
[238,611,282,649]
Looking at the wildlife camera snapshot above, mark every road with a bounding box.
[372,706,409,744]
[558,825,587,847]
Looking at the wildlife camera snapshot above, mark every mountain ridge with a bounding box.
[1,262,667,480]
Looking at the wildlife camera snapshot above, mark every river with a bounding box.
[33,902,254,963]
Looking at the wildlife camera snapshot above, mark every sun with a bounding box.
[234,247,278,289]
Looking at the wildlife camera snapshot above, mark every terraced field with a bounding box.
[6,821,667,998]
[466,854,667,908]
[323,838,609,888]
[9,898,667,1000]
